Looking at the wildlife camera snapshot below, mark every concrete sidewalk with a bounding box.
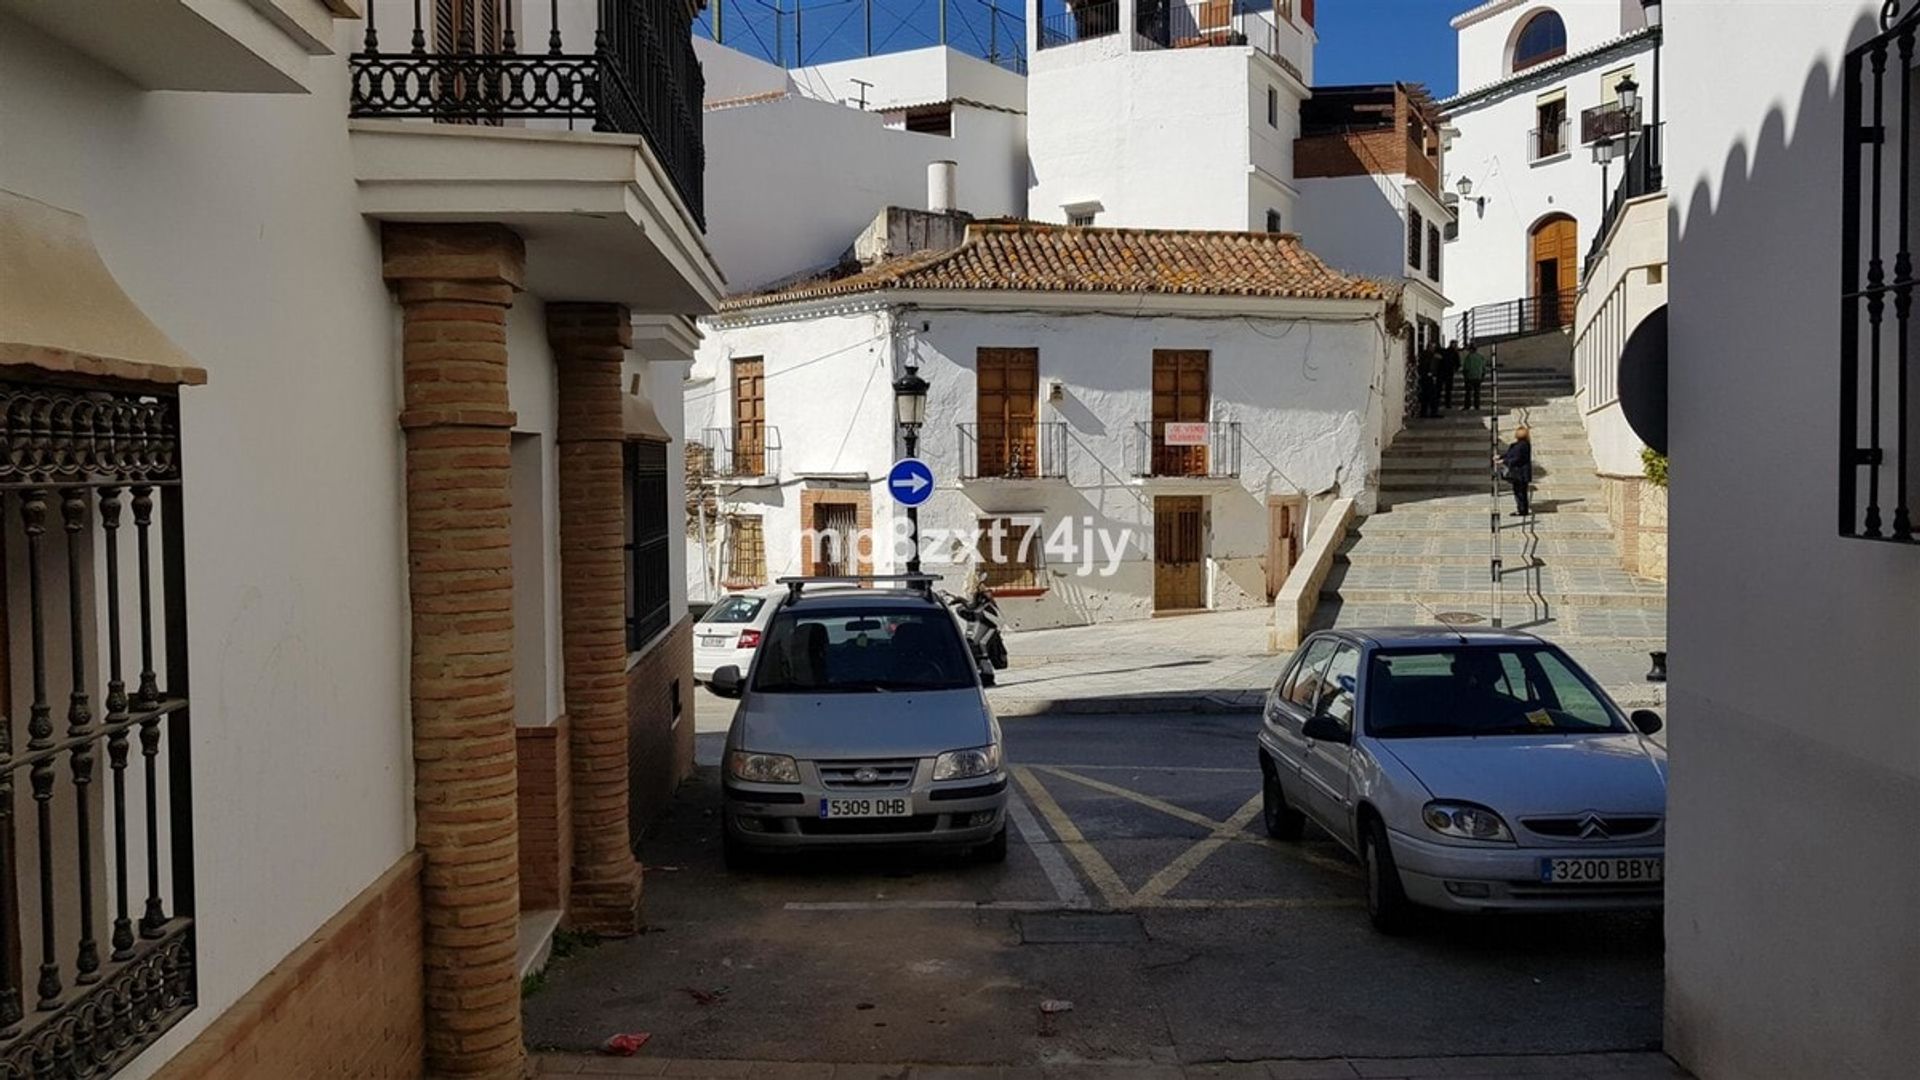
[538,1053,1688,1079]
[987,608,1667,718]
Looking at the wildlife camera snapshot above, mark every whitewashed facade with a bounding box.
[1441,0,1659,321]
[1663,3,1920,1077]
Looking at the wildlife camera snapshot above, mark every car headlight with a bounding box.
[1422,801,1514,843]
[933,744,1002,781]
[728,751,801,784]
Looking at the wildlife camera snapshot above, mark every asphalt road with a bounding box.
[524,713,1662,1065]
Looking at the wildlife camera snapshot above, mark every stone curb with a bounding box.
[537,1052,1687,1080]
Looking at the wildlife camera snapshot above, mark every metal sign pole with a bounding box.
[1489,343,1503,629]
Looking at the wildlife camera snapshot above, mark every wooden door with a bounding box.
[1200,0,1233,34]
[1266,497,1302,601]
[1152,350,1210,476]
[732,357,765,476]
[1530,217,1578,329]
[1154,496,1206,611]
[976,348,1039,478]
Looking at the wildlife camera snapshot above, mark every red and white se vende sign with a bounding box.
[1163,422,1210,446]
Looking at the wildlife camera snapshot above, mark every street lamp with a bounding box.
[1455,174,1484,215]
[1640,0,1661,28]
[1616,74,1639,117]
[1641,0,1664,188]
[1593,132,1620,205]
[892,360,930,573]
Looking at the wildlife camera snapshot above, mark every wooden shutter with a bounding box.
[1152,350,1210,476]
[732,357,765,476]
[976,348,1038,478]
[979,517,1040,590]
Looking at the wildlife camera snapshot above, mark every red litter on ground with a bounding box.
[601,1032,651,1056]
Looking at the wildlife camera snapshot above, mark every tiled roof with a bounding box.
[721,222,1385,311]
[1439,27,1659,110]
[704,89,789,111]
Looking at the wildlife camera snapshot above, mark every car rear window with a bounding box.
[751,606,974,693]
[1367,646,1623,738]
[702,596,766,624]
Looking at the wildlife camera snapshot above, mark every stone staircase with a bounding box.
[1312,366,1668,703]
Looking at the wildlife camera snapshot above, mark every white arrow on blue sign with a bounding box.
[887,457,934,507]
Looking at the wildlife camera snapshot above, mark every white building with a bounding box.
[1024,0,1317,232]
[1440,0,1659,327]
[698,41,1030,291]
[686,219,1392,627]
[1663,2,1919,1076]
[0,1,717,1077]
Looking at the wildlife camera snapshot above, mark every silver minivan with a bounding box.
[709,577,1009,867]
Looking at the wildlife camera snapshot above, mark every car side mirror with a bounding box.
[1302,715,1350,744]
[711,665,745,699]
[1630,709,1663,736]
[977,656,997,687]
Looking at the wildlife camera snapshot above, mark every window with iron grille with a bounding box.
[978,517,1043,590]
[1427,223,1442,281]
[1841,5,1920,542]
[1408,208,1424,270]
[1267,86,1278,128]
[0,376,198,1074]
[625,440,672,648]
[1266,209,1283,234]
[725,515,766,588]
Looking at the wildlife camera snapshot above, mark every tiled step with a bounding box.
[1375,495,1603,513]
[1322,586,1668,610]
[1338,533,1625,561]
[1352,511,1616,539]
[1380,455,1596,471]
[1310,599,1668,650]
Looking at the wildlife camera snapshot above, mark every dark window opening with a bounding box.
[1408,208,1424,269]
[904,105,954,137]
[625,439,672,649]
[1266,209,1283,233]
[1512,10,1568,72]
[1267,86,1279,128]
[1427,223,1442,281]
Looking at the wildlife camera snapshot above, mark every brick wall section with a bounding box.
[628,616,695,833]
[382,222,527,1080]
[516,718,572,912]
[548,302,645,936]
[797,489,874,577]
[154,855,425,1080]
[1293,87,1440,197]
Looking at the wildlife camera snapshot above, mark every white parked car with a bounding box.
[1258,628,1668,933]
[693,588,780,682]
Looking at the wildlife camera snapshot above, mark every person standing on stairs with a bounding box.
[1440,340,1463,411]
[1499,427,1534,517]
[1461,344,1488,411]
[1417,344,1441,418]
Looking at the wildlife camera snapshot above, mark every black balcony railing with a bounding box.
[1135,2,1303,80]
[350,0,706,229]
[1841,3,1918,542]
[1529,119,1570,161]
[959,422,1068,480]
[1454,295,1577,346]
[1583,123,1663,281]
[0,377,198,1077]
[700,426,781,479]
[1580,100,1637,144]
[1132,421,1241,479]
[1038,0,1119,49]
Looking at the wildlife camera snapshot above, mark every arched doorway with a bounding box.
[1529,214,1578,330]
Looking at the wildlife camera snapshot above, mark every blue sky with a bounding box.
[696,1,1462,97]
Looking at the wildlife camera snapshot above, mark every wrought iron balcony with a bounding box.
[0,377,198,1076]
[959,422,1068,481]
[1135,2,1305,82]
[699,425,781,479]
[1530,118,1570,161]
[349,0,706,230]
[1580,100,1637,144]
[1132,421,1242,479]
[1583,123,1663,281]
[1039,0,1119,49]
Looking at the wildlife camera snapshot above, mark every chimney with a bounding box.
[927,160,958,214]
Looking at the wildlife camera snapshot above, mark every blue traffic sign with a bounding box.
[887,458,934,507]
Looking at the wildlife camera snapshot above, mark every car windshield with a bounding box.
[751,606,975,693]
[1366,646,1625,738]
[703,596,766,624]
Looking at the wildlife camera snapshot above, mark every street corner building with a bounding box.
[0,1,719,1077]
[684,218,1396,630]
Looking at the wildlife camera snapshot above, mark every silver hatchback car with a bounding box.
[709,576,1009,867]
[1259,628,1668,933]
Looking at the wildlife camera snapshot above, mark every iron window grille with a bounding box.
[0,376,198,1076]
[1408,208,1424,270]
[1427,223,1441,281]
[624,439,672,649]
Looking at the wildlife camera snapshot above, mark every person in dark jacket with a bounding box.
[1417,346,1440,418]
[1499,426,1533,517]
[1440,340,1463,411]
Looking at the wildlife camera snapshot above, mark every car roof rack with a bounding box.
[777,575,938,603]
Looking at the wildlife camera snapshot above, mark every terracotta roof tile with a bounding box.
[722,222,1384,311]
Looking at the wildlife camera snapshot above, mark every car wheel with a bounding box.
[1260,758,1305,841]
[988,636,1009,671]
[976,825,1009,864]
[1362,815,1417,935]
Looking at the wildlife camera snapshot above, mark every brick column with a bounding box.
[548,303,644,935]
[382,223,528,1080]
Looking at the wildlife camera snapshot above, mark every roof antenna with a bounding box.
[1411,594,1473,647]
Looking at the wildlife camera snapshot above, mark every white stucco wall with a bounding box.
[702,92,1027,291]
[0,16,414,1075]
[1454,0,1644,96]
[695,35,796,101]
[689,298,1388,628]
[1028,42,1302,230]
[793,46,1028,112]
[1664,5,1920,1078]
[506,299,568,727]
[1572,190,1663,477]
[1441,31,1658,319]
